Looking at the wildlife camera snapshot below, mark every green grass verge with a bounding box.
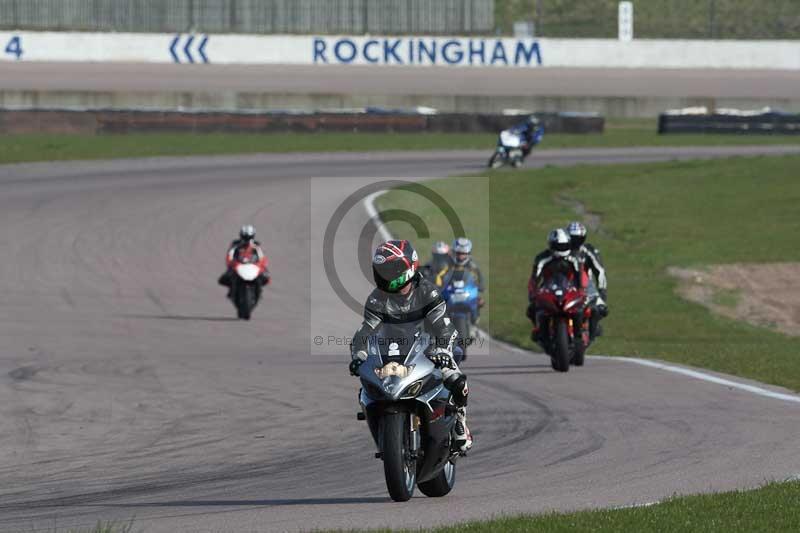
[377,155,800,391]
[2,121,800,165]
[349,481,800,532]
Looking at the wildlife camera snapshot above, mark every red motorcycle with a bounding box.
[226,244,268,320]
[533,273,592,372]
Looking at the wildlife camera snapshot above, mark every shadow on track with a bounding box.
[100,496,389,508]
[118,314,240,322]
[470,369,553,376]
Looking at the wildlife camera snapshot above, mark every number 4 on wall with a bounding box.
[5,36,23,59]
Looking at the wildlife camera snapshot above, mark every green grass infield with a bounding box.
[376,155,800,392]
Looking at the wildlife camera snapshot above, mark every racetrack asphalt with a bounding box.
[1,146,800,532]
[3,62,800,99]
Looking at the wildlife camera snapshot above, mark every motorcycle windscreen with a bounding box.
[499,130,522,147]
[370,322,425,365]
[443,270,480,302]
[235,263,261,281]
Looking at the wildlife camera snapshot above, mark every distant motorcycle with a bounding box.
[441,270,481,362]
[227,245,268,320]
[533,272,592,372]
[357,322,462,502]
[488,129,526,169]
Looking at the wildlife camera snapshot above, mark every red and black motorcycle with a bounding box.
[533,272,592,372]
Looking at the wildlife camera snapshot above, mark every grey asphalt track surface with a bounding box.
[3,62,800,99]
[1,147,800,532]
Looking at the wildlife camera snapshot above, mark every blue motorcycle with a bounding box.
[441,270,481,362]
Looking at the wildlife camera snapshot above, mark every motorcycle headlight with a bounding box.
[402,380,424,398]
[374,362,412,379]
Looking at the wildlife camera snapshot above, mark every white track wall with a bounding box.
[1,31,798,69]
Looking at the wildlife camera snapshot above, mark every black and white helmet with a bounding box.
[566,221,587,250]
[527,115,540,127]
[547,228,571,258]
[452,237,473,265]
[239,224,256,241]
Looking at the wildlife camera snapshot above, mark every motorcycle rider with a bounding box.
[435,237,485,315]
[420,241,453,282]
[349,240,473,453]
[217,225,271,298]
[526,228,583,342]
[510,115,545,160]
[566,221,608,340]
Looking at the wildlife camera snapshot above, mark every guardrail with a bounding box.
[658,109,800,135]
[0,108,604,135]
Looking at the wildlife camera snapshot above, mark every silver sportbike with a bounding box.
[357,322,462,502]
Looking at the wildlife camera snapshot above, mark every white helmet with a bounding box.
[432,240,450,256]
[547,228,571,258]
[452,237,473,265]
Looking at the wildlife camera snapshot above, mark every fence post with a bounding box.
[708,0,716,38]
[536,0,543,36]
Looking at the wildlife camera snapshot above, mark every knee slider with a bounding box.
[444,373,468,407]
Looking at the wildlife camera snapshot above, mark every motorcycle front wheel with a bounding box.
[488,152,505,169]
[382,413,416,502]
[551,320,571,372]
[236,284,256,320]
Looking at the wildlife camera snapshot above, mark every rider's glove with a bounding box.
[428,348,456,370]
[478,296,485,308]
[349,350,367,376]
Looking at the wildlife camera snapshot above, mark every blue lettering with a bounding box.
[514,40,542,66]
[408,39,414,64]
[442,40,463,65]
[490,40,508,65]
[384,39,403,64]
[313,38,327,63]
[5,35,23,60]
[417,40,436,64]
[468,39,485,65]
[363,39,380,63]
[334,39,357,63]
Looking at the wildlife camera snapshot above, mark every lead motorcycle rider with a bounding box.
[526,228,583,342]
[566,221,609,340]
[217,225,271,298]
[349,240,473,453]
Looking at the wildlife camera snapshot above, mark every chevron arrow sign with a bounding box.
[169,34,210,64]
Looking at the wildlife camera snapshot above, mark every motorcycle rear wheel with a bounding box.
[551,320,571,372]
[453,315,469,362]
[573,338,585,366]
[382,413,416,502]
[418,459,456,497]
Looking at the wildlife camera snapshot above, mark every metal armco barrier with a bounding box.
[0,109,603,135]
[658,112,800,135]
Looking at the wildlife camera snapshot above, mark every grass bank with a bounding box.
[377,155,800,391]
[3,121,800,165]
[358,480,800,533]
